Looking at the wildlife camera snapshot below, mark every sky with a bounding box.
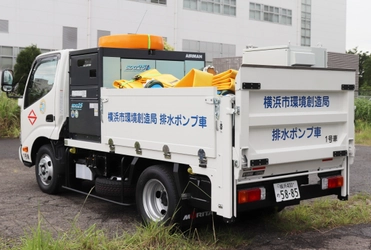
[346,0,370,53]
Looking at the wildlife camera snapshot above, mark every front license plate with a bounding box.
[273,181,300,202]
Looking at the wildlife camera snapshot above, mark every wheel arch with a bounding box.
[31,137,66,171]
[30,137,52,166]
[129,159,190,197]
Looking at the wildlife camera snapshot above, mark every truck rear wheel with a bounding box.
[35,144,61,194]
[136,165,179,225]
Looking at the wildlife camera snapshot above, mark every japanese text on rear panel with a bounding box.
[272,126,322,141]
[264,95,330,109]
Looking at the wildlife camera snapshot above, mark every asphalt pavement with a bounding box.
[1,139,371,249]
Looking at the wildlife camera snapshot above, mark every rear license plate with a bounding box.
[273,181,300,202]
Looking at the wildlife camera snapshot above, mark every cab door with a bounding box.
[20,54,59,163]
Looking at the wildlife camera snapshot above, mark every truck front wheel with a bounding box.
[35,144,61,194]
[136,165,179,225]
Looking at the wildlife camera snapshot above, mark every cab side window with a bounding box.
[24,56,59,109]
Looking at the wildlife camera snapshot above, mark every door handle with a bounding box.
[46,114,54,122]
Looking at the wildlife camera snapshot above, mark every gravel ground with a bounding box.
[1,138,371,249]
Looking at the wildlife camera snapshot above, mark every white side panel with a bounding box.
[101,87,217,158]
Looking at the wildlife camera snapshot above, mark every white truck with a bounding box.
[1,39,355,226]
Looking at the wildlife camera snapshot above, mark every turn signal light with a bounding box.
[22,147,28,153]
[238,187,266,204]
[321,176,343,190]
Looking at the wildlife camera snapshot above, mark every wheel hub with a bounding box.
[38,155,53,186]
[142,179,169,221]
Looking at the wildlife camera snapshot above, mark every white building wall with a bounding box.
[89,1,175,46]
[0,0,347,69]
[311,0,346,53]
[235,0,299,52]
[0,0,86,49]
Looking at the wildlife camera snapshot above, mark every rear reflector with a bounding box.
[321,176,343,190]
[252,166,266,171]
[238,187,266,204]
[322,158,333,162]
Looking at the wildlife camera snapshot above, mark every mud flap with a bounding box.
[177,200,214,229]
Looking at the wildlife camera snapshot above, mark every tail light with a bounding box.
[238,187,266,204]
[321,176,343,190]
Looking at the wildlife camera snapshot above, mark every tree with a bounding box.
[363,56,371,88]
[13,45,41,94]
[347,47,371,92]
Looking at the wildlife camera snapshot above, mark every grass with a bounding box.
[354,97,371,145]
[270,193,371,233]
[355,119,371,145]
[3,213,217,250]
[0,92,20,138]
[1,193,371,250]
[355,97,371,123]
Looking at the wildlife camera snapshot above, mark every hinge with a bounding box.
[250,158,269,167]
[341,84,355,91]
[163,145,171,159]
[108,138,115,153]
[231,96,238,115]
[242,82,261,90]
[333,150,347,157]
[225,106,240,115]
[134,141,142,155]
[213,98,220,120]
[205,97,220,120]
[226,98,239,115]
[198,149,207,168]
[235,106,240,115]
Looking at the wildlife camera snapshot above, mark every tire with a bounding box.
[136,165,180,225]
[35,144,61,194]
[95,177,135,197]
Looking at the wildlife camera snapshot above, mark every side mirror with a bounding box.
[1,69,14,92]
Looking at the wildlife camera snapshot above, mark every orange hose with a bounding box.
[99,34,164,50]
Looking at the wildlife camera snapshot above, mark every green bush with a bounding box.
[355,97,371,122]
[354,98,371,145]
[0,92,20,138]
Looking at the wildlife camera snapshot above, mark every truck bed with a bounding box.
[64,64,355,220]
